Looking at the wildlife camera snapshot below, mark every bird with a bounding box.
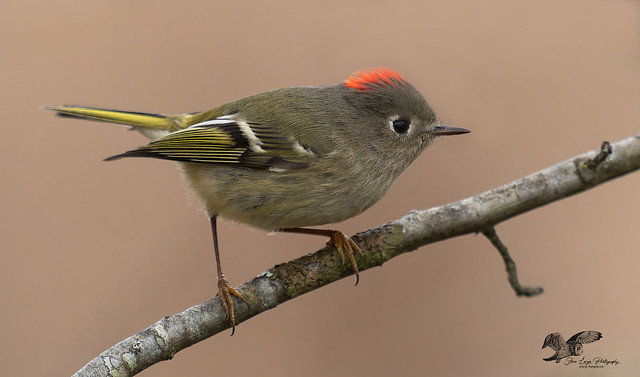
[542,331,603,362]
[46,67,470,333]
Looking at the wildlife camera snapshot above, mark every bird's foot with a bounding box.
[217,274,246,335]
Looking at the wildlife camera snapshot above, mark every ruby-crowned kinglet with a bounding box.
[47,67,469,333]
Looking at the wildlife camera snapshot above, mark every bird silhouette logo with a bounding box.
[542,331,602,363]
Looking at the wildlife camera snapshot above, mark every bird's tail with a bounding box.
[44,105,186,140]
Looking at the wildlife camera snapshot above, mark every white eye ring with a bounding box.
[388,115,411,134]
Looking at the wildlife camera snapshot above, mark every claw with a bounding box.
[326,230,363,285]
[279,227,363,285]
[217,274,246,335]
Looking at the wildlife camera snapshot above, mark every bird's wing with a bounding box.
[542,333,566,351]
[106,116,319,170]
[568,331,603,345]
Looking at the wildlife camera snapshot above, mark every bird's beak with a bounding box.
[429,125,470,136]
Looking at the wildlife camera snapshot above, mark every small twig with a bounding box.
[481,227,544,297]
[583,141,613,170]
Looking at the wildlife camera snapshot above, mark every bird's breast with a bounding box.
[179,154,400,230]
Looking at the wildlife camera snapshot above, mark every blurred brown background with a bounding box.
[1,1,639,376]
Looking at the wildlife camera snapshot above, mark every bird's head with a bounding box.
[340,67,469,165]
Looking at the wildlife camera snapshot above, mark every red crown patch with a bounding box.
[344,67,406,90]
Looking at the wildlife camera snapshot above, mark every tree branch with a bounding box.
[74,134,640,377]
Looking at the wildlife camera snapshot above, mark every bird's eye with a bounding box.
[391,119,411,134]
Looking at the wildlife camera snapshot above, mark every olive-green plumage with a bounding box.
[48,78,456,229]
[47,68,469,332]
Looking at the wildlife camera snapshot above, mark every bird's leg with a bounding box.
[278,227,363,285]
[210,216,245,335]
